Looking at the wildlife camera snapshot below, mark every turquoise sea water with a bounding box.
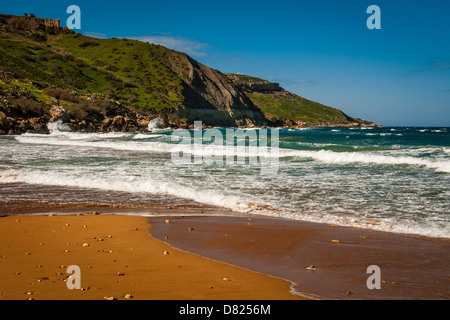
[0,126,449,238]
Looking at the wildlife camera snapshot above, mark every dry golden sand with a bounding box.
[0,215,304,300]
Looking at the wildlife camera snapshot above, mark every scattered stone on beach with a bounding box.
[108,235,113,238]
[117,272,126,276]
[165,220,171,224]
[25,291,33,295]
[134,228,139,231]
[92,211,100,215]
[83,225,88,228]
[124,293,134,299]
[81,287,90,291]
[64,250,70,253]
[82,243,90,247]
[25,252,31,255]
[198,211,204,214]
[48,213,54,217]
[104,296,117,300]
[330,240,342,244]
[360,236,367,239]
[16,219,20,222]
[163,236,169,240]
[344,291,353,296]
[305,265,318,271]
[37,277,49,282]
[163,251,170,255]
[222,277,231,281]
[188,227,194,231]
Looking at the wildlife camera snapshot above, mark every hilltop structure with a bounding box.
[0,13,60,29]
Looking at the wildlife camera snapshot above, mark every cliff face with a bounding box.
[170,56,269,127]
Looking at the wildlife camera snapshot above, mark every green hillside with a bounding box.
[246,92,352,124]
[0,19,186,116]
[226,73,362,126]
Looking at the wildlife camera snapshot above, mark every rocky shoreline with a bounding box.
[0,105,379,135]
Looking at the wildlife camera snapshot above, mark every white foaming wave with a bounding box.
[16,134,450,172]
[1,169,245,212]
[16,134,281,158]
[16,135,174,153]
[365,132,392,136]
[2,169,448,238]
[25,131,132,140]
[133,133,163,139]
[250,207,449,239]
[279,149,450,173]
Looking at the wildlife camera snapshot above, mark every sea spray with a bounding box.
[47,120,72,133]
[147,117,164,131]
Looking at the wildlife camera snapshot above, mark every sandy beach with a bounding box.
[151,215,450,300]
[0,214,303,300]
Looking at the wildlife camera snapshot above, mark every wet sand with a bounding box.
[0,215,303,300]
[150,215,450,300]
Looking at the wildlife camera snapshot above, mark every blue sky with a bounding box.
[1,0,449,126]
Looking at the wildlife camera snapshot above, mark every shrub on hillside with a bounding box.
[10,97,46,117]
[7,16,39,31]
[43,88,81,103]
[65,99,112,122]
[78,41,100,48]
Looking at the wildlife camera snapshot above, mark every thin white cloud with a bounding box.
[83,31,108,39]
[130,36,208,57]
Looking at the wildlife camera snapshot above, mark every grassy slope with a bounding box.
[0,26,186,117]
[226,73,353,124]
[246,92,350,123]
[54,34,185,112]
